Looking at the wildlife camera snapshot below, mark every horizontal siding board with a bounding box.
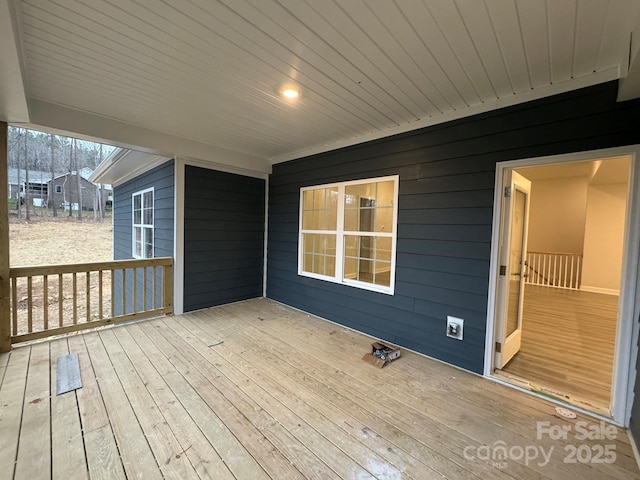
[267,81,640,374]
[398,239,490,260]
[398,209,493,226]
[396,268,490,295]
[184,275,264,296]
[395,253,489,278]
[183,166,265,312]
[399,189,495,209]
[398,224,492,241]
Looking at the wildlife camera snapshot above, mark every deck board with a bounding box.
[1,298,639,479]
[78,333,159,479]
[50,338,87,480]
[14,342,50,480]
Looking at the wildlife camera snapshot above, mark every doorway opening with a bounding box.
[486,149,639,423]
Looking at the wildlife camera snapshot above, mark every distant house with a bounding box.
[7,168,52,201]
[48,170,112,211]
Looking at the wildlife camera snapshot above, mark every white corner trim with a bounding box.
[173,158,185,315]
[263,178,269,298]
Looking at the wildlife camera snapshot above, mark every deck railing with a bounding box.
[9,257,173,343]
[525,251,582,290]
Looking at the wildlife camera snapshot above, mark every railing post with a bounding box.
[0,122,11,353]
[163,262,173,313]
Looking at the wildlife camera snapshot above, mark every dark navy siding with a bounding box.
[113,160,174,315]
[267,82,640,383]
[183,166,265,311]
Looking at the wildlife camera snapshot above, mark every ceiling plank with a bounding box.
[0,0,29,122]
[515,0,550,89]
[572,0,609,78]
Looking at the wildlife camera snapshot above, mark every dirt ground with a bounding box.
[10,217,112,266]
[10,217,113,336]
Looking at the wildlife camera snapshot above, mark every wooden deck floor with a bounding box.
[0,298,638,479]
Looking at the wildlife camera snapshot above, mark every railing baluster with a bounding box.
[27,276,33,333]
[86,271,91,323]
[153,266,157,309]
[43,275,48,331]
[99,270,103,320]
[122,268,127,315]
[11,277,17,335]
[143,267,148,312]
[111,269,115,319]
[570,255,575,289]
[577,256,582,289]
[133,268,138,314]
[73,272,77,325]
[59,274,63,327]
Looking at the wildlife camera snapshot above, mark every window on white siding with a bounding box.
[299,175,398,294]
[132,187,154,259]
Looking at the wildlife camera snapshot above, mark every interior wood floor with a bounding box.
[1,298,638,479]
[500,285,618,413]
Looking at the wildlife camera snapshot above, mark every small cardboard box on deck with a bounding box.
[362,341,401,368]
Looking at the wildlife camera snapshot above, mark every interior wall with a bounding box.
[526,176,588,254]
[581,182,629,293]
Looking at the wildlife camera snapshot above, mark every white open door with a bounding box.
[495,170,531,369]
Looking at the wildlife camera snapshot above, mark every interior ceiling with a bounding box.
[517,156,631,184]
[4,0,640,172]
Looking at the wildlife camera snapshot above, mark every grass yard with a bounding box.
[10,217,113,337]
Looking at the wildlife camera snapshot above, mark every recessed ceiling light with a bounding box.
[281,87,299,99]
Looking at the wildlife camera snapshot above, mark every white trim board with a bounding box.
[173,158,185,316]
[483,145,640,427]
[581,286,621,296]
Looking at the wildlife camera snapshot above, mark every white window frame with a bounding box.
[298,175,399,295]
[132,187,154,259]
[55,185,62,193]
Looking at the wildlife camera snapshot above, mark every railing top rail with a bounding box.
[527,251,583,256]
[10,257,173,278]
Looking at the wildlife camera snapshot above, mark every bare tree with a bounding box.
[68,137,73,218]
[24,129,30,221]
[50,133,57,217]
[99,143,106,222]
[75,138,82,220]
[16,129,22,218]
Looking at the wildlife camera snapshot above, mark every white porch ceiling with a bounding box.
[3,0,640,173]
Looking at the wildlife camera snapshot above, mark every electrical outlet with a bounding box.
[446,316,464,340]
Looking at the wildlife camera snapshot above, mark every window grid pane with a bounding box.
[133,189,154,258]
[299,177,397,293]
[344,181,395,233]
[302,187,338,230]
[343,235,391,287]
[302,233,336,277]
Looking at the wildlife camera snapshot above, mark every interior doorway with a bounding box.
[488,152,635,420]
